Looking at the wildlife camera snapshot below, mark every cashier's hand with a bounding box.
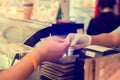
[33,36,70,62]
[66,33,91,50]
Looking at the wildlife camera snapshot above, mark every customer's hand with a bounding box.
[0,36,69,80]
[66,33,91,50]
[33,36,70,62]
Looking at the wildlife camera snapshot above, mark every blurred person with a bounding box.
[0,36,70,80]
[66,26,120,80]
[87,0,120,35]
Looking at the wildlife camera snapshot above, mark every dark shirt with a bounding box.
[87,12,120,35]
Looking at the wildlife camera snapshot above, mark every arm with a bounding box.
[66,28,120,50]
[0,52,40,80]
[0,36,70,80]
[92,32,120,47]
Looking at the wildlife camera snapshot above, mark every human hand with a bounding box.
[66,33,91,50]
[32,36,70,62]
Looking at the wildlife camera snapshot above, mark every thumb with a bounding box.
[66,33,75,42]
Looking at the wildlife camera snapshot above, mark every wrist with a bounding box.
[26,53,38,71]
[86,34,92,46]
[31,45,48,63]
[29,51,41,64]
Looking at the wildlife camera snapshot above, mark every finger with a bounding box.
[70,35,79,46]
[66,35,71,40]
[66,33,74,42]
